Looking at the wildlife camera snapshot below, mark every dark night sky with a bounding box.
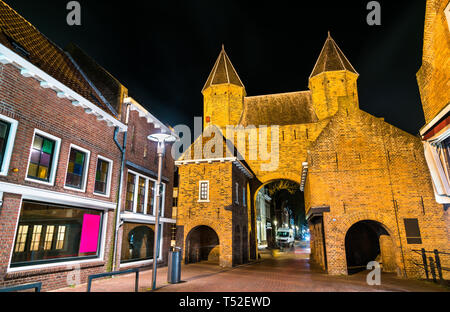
[5,0,426,135]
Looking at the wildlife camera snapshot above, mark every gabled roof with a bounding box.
[202,45,245,92]
[0,1,114,116]
[310,32,358,78]
[240,91,318,126]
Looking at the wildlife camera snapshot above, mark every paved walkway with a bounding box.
[55,247,449,292]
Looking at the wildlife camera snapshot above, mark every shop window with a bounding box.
[65,145,90,191]
[120,223,159,263]
[11,201,103,268]
[404,218,422,244]
[26,130,61,184]
[94,156,112,195]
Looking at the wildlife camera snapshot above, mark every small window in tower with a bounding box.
[199,181,209,202]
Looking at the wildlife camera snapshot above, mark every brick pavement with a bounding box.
[54,247,449,292]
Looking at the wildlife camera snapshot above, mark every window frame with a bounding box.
[93,155,113,197]
[243,186,247,207]
[25,129,61,186]
[235,182,239,204]
[64,144,91,193]
[125,169,165,216]
[0,114,18,176]
[8,200,107,271]
[198,180,210,202]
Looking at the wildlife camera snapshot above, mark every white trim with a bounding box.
[120,211,176,224]
[176,156,253,178]
[6,198,108,273]
[124,97,176,136]
[0,43,127,132]
[0,113,18,176]
[63,143,91,193]
[0,181,116,210]
[198,180,210,202]
[420,104,450,136]
[93,155,113,198]
[24,128,61,186]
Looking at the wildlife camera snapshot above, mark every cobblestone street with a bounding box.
[56,245,449,292]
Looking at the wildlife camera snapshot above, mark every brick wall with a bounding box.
[0,63,123,290]
[306,106,449,278]
[417,0,450,124]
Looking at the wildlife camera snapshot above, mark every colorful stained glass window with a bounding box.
[65,148,87,189]
[94,158,110,194]
[126,173,136,211]
[0,120,11,169]
[27,134,55,182]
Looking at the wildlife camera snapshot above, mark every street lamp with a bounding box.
[148,131,177,291]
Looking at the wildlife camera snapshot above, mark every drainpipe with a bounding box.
[111,104,130,272]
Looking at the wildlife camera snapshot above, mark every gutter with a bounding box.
[111,104,130,271]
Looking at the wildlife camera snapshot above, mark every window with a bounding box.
[199,181,209,202]
[235,183,239,204]
[65,145,90,191]
[120,222,162,264]
[11,201,103,268]
[126,173,136,212]
[0,115,18,176]
[147,180,155,215]
[136,177,146,214]
[125,170,164,216]
[243,186,246,207]
[0,120,11,168]
[404,218,422,244]
[94,156,112,196]
[26,130,61,185]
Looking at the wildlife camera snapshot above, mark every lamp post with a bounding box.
[148,132,177,291]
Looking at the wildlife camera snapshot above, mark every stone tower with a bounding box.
[308,32,360,120]
[202,45,246,129]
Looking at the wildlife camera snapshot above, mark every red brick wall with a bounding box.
[0,63,123,290]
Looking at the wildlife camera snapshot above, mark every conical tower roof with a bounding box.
[202,45,245,92]
[310,32,358,78]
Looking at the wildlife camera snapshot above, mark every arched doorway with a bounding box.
[345,220,396,274]
[254,179,306,251]
[185,225,220,264]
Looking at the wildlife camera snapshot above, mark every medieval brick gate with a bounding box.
[175,33,450,279]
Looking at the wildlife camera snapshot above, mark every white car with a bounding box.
[276,228,295,248]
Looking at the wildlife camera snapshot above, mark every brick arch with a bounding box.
[184,224,221,264]
[325,211,404,275]
[252,173,302,204]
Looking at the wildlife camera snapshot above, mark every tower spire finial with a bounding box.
[222,43,225,51]
[327,30,331,39]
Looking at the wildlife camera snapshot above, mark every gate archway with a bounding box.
[345,220,397,274]
[185,225,220,264]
